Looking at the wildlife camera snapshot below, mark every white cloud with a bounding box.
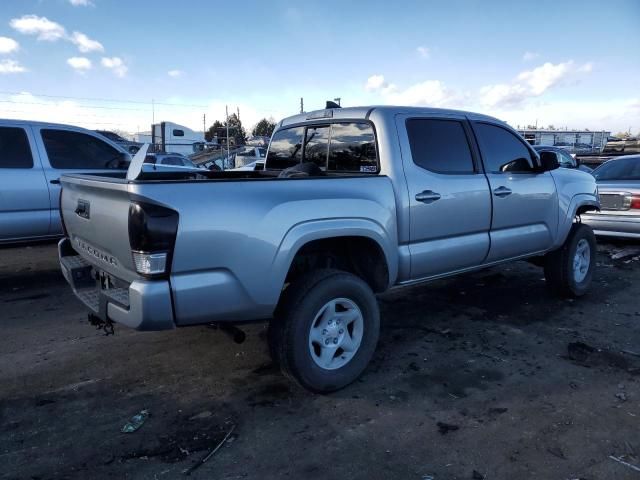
[523,51,539,62]
[69,0,93,5]
[0,37,19,54]
[365,74,387,91]
[67,56,92,72]
[480,60,593,108]
[416,46,430,59]
[578,62,593,73]
[479,83,528,108]
[101,56,127,77]
[70,31,104,53]
[365,74,462,107]
[517,61,575,95]
[0,59,27,74]
[167,69,183,78]
[10,15,66,41]
[386,80,462,107]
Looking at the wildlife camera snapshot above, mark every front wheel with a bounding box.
[544,223,596,297]
[269,269,380,393]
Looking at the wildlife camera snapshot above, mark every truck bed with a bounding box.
[59,170,398,328]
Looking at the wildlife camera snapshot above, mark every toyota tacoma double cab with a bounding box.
[58,106,600,392]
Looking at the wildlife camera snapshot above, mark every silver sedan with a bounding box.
[582,155,640,238]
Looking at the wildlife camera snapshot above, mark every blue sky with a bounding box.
[0,0,639,134]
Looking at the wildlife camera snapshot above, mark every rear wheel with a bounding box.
[544,223,596,297]
[269,269,380,393]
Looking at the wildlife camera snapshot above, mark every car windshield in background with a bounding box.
[594,156,640,180]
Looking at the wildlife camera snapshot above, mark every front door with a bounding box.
[397,114,492,280]
[472,122,558,262]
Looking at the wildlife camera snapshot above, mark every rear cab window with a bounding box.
[0,126,34,169]
[266,122,378,173]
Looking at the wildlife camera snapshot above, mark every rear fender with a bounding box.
[267,218,398,303]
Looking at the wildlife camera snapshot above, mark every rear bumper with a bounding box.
[59,238,175,330]
[581,213,640,239]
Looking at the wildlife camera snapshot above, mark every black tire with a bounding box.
[269,269,380,393]
[544,223,596,297]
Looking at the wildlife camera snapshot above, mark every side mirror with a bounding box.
[539,154,559,172]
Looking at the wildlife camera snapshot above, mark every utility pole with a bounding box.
[300,97,304,113]
[152,98,155,125]
[203,114,206,138]
[237,107,240,121]
[225,105,230,171]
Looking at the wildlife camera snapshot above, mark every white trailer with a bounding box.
[150,121,206,156]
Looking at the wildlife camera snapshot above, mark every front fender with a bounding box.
[552,193,600,249]
[265,218,398,303]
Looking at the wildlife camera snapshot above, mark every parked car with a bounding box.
[143,152,200,169]
[94,130,142,154]
[581,155,640,238]
[533,145,593,173]
[232,159,265,171]
[234,146,267,168]
[58,106,599,392]
[0,119,130,245]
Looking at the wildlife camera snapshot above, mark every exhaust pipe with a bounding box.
[209,323,246,344]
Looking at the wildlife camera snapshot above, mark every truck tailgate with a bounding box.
[60,175,139,283]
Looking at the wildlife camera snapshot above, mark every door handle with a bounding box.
[415,190,441,203]
[50,179,60,184]
[493,186,512,197]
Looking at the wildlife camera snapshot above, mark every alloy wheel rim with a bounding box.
[308,298,364,370]
[573,239,591,283]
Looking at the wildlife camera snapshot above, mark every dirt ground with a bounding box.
[1,240,639,480]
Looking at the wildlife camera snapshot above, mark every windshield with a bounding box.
[594,156,640,180]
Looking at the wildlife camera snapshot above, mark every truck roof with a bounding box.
[279,105,503,128]
[0,118,92,130]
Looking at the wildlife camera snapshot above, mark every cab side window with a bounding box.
[0,127,34,168]
[42,129,123,169]
[406,119,475,174]
[474,123,536,173]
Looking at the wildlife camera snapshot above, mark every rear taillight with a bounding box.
[631,195,640,210]
[59,189,68,237]
[128,202,178,277]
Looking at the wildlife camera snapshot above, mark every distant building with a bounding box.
[518,129,610,155]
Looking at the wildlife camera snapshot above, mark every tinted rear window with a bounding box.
[406,119,474,173]
[266,127,303,170]
[0,126,33,168]
[328,123,377,173]
[304,125,330,170]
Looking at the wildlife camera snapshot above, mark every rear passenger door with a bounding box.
[0,125,51,241]
[397,114,492,279]
[472,122,558,261]
[32,127,128,236]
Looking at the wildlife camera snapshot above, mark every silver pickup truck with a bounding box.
[0,119,129,244]
[59,106,600,392]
